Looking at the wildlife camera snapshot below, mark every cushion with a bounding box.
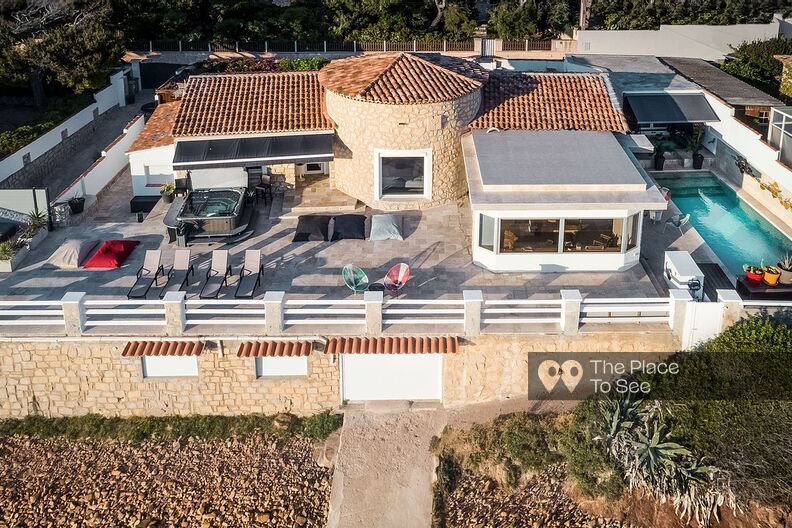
[45,239,100,269]
[293,215,331,242]
[331,214,366,241]
[82,240,140,269]
[370,214,404,241]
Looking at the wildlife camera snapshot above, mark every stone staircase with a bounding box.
[277,178,361,219]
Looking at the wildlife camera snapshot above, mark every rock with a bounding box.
[255,512,271,523]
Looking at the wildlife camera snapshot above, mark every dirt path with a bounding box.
[328,403,449,528]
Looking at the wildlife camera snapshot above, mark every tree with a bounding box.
[488,0,571,39]
[442,3,477,40]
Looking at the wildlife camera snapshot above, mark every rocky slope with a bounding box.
[0,434,332,527]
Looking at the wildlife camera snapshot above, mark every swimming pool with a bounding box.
[653,171,792,276]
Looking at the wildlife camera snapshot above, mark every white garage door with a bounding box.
[341,354,443,401]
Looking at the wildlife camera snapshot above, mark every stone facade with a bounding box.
[0,109,115,191]
[325,89,482,211]
[268,163,298,192]
[0,340,339,418]
[442,331,679,406]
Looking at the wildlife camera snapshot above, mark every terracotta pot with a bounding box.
[763,266,781,286]
[777,265,792,285]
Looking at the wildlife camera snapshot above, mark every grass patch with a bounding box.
[0,411,343,443]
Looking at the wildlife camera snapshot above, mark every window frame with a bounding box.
[255,356,309,378]
[141,355,199,378]
[373,148,433,201]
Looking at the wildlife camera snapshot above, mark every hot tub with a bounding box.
[176,188,246,235]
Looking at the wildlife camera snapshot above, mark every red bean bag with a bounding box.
[82,240,140,269]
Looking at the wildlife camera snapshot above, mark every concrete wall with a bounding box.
[576,18,783,61]
[0,340,339,418]
[129,144,176,196]
[325,89,481,211]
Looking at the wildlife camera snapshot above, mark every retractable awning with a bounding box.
[172,133,334,170]
[625,93,719,124]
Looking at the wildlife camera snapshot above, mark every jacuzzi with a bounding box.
[176,188,247,236]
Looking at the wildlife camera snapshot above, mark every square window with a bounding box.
[255,356,308,377]
[142,356,198,378]
[376,150,431,199]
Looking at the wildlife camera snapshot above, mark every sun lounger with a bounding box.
[127,250,164,299]
[200,250,231,299]
[159,250,194,298]
[235,250,263,298]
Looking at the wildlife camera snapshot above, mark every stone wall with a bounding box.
[268,163,297,192]
[325,89,481,211]
[0,109,114,191]
[0,340,339,418]
[443,331,679,407]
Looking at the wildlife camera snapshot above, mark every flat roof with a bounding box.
[661,57,782,107]
[463,130,668,210]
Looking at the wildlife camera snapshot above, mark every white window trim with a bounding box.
[255,356,309,378]
[142,356,198,378]
[373,148,432,201]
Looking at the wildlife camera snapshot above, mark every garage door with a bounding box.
[341,354,443,401]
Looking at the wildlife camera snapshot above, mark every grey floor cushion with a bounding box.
[370,214,404,241]
[45,239,100,269]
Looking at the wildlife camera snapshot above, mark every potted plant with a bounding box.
[763,265,782,286]
[743,264,764,284]
[653,142,668,170]
[68,195,85,214]
[688,125,706,170]
[0,240,27,273]
[778,253,792,285]
[17,210,49,250]
[160,183,176,204]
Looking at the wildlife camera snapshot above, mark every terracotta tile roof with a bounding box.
[471,72,629,132]
[325,336,458,354]
[128,102,180,152]
[122,341,204,357]
[237,340,313,357]
[318,53,487,104]
[172,72,333,136]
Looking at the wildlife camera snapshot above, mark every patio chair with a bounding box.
[159,249,194,298]
[200,250,232,299]
[342,264,369,294]
[384,263,411,295]
[663,213,691,234]
[235,250,264,298]
[127,250,164,299]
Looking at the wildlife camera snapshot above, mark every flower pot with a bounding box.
[654,155,665,171]
[745,268,764,283]
[763,266,781,286]
[777,265,792,285]
[692,152,704,170]
[68,197,85,214]
[161,193,174,204]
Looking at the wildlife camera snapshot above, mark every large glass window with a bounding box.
[563,219,623,252]
[500,219,560,253]
[625,213,640,250]
[768,108,792,169]
[479,214,496,251]
[379,153,428,197]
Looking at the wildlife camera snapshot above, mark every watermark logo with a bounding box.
[537,359,583,393]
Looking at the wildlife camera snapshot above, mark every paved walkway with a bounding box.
[328,403,449,528]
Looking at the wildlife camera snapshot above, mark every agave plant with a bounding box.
[630,419,692,482]
[595,395,644,458]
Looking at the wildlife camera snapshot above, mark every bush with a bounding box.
[720,38,792,99]
[277,57,329,72]
[301,411,343,440]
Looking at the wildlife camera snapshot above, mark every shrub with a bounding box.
[0,241,17,261]
[301,411,343,440]
[278,57,329,72]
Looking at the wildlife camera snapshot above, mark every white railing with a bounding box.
[0,300,64,327]
[284,298,366,327]
[580,297,672,324]
[382,298,465,326]
[83,299,166,328]
[185,298,266,326]
[482,299,563,325]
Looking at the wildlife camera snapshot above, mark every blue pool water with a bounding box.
[653,172,792,276]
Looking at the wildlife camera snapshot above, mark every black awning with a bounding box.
[172,134,334,170]
[625,93,719,125]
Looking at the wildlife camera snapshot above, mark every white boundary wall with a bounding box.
[55,115,144,202]
[576,17,784,61]
[0,70,128,181]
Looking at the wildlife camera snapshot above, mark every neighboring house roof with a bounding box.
[128,101,180,152]
[470,72,629,132]
[172,72,333,137]
[661,57,782,107]
[318,53,488,104]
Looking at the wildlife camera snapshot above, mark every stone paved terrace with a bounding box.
[0,173,666,304]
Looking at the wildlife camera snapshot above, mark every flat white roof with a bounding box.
[463,130,668,210]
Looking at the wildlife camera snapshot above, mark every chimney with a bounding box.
[776,55,792,100]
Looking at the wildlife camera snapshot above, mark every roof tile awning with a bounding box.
[325,336,458,354]
[237,341,313,357]
[122,341,204,357]
[172,133,334,170]
[625,93,719,124]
